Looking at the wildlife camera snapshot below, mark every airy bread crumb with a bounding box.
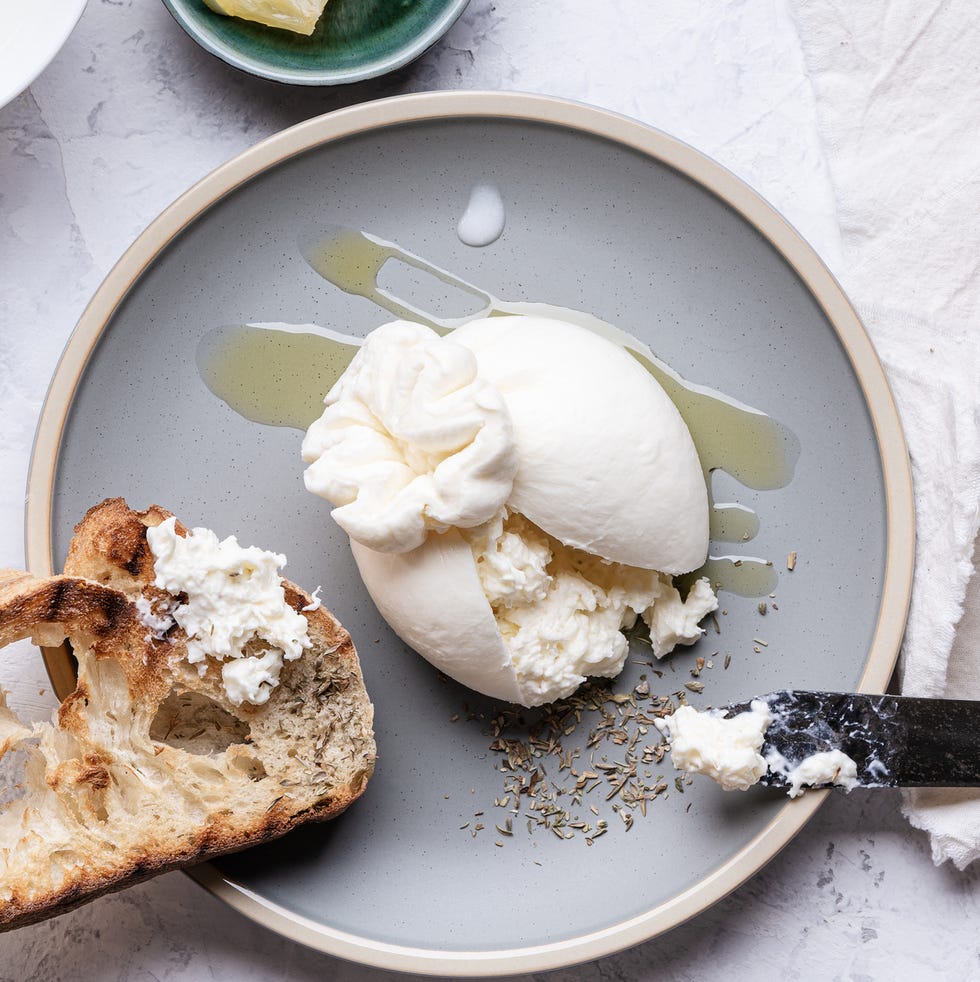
[0,499,375,930]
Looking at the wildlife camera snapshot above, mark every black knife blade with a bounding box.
[724,690,980,789]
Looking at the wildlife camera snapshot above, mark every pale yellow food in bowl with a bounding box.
[203,0,329,35]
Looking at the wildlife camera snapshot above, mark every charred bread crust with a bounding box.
[0,501,375,932]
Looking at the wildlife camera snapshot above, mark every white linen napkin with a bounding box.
[788,0,980,867]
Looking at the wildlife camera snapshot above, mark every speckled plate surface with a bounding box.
[160,0,470,84]
[26,93,913,974]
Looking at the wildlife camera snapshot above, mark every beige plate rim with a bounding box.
[25,90,914,976]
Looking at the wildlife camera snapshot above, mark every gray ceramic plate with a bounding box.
[27,92,913,974]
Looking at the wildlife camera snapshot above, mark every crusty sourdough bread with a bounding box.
[0,498,375,930]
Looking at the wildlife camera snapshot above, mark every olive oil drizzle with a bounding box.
[197,322,360,431]
[197,227,800,596]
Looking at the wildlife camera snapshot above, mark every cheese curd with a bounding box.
[645,578,719,658]
[146,517,311,706]
[655,701,772,792]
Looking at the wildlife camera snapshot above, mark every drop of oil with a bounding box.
[679,556,779,599]
[709,502,760,543]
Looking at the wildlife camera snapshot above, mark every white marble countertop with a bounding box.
[1,1,978,979]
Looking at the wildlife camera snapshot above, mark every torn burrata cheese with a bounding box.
[303,315,716,707]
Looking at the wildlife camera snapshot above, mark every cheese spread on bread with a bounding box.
[147,516,311,705]
[0,498,376,930]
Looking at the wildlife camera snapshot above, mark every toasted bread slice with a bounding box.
[0,499,374,930]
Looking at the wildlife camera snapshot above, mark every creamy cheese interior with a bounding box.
[146,517,311,706]
[463,510,717,705]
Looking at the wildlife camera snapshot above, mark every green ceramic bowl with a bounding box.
[161,0,470,84]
